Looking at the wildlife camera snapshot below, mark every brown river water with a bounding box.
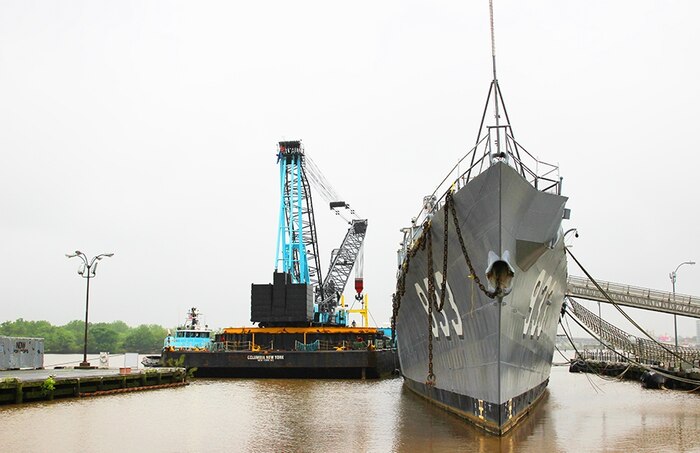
[2,355,700,452]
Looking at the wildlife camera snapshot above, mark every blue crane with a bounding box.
[271,140,367,325]
[274,141,322,289]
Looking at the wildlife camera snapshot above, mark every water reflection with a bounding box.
[393,386,563,453]
[2,361,700,452]
[237,378,402,452]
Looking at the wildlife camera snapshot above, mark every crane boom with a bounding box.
[318,218,368,316]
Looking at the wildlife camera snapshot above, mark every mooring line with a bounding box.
[564,308,700,386]
[565,247,695,368]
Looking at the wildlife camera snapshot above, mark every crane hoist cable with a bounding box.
[304,152,362,224]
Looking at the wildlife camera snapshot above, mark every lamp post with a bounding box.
[670,260,695,355]
[66,251,114,368]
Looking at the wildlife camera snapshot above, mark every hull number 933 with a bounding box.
[414,271,464,339]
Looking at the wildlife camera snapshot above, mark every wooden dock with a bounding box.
[0,367,188,405]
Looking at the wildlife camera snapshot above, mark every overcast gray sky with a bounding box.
[1,1,698,338]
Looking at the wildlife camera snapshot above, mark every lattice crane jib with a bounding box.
[274,141,322,288]
[319,219,368,314]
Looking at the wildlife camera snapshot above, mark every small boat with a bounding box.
[141,355,161,367]
[163,307,213,351]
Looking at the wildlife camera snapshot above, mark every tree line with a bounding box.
[0,319,168,354]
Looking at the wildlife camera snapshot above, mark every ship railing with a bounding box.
[407,129,561,240]
[576,348,700,370]
[212,338,393,353]
[569,297,700,369]
[295,339,321,351]
[576,349,632,363]
[502,131,561,194]
[314,339,384,351]
[211,340,267,352]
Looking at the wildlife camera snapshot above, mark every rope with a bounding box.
[48,353,126,368]
[560,317,604,393]
[553,343,572,364]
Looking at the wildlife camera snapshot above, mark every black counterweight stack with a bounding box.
[251,272,314,326]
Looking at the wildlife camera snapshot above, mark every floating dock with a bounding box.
[565,348,700,392]
[162,326,398,379]
[569,357,700,390]
[563,296,700,391]
[0,367,188,405]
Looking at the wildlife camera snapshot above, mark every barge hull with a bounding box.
[161,349,398,379]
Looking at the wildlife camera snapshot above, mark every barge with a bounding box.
[162,141,399,378]
[162,326,397,378]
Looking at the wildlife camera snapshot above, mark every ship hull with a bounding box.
[395,161,568,435]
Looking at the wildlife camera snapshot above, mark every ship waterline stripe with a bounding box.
[403,376,550,435]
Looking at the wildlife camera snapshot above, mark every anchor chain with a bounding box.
[392,189,502,385]
[441,193,449,308]
[447,190,502,299]
[426,201,449,312]
[427,244,435,385]
[425,191,451,385]
[426,221,436,385]
[391,224,428,344]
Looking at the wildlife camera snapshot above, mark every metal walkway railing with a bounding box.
[567,275,700,319]
[566,297,700,366]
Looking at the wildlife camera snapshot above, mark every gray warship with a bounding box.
[392,6,569,435]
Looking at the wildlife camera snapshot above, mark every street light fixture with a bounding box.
[66,251,114,368]
[563,228,579,240]
[670,260,695,356]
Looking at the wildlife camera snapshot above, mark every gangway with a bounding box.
[566,275,700,319]
[565,297,700,366]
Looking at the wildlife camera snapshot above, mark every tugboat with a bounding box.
[163,307,213,351]
[143,308,213,367]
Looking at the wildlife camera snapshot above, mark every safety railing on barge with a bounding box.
[210,338,393,353]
